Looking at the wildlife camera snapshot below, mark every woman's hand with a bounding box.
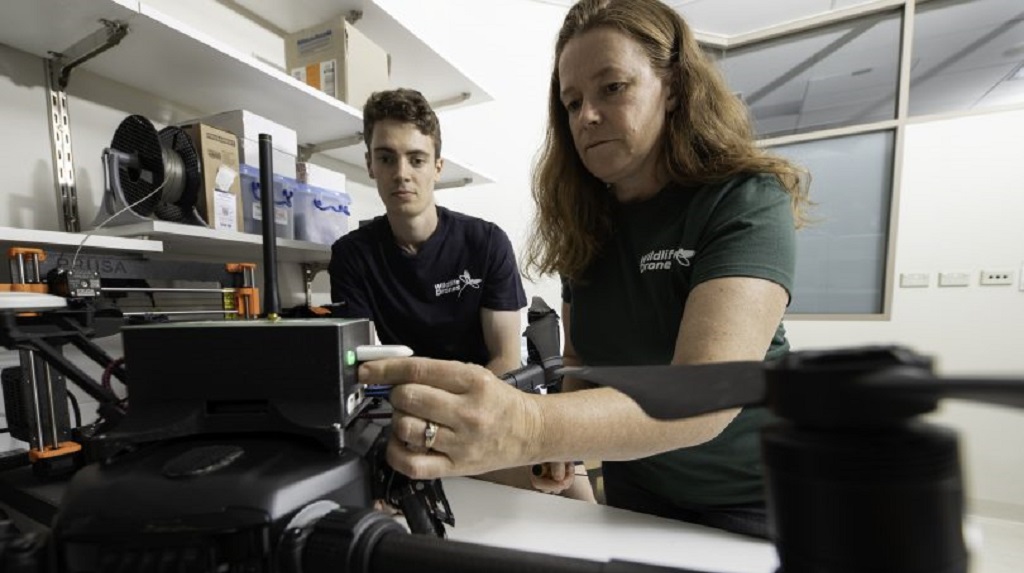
[360,357,544,480]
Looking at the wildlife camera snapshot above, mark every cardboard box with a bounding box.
[198,110,298,179]
[285,18,390,108]
[178,123,242,232]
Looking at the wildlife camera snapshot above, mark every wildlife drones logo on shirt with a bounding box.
[639,248,696,273]
[435,270,483,298]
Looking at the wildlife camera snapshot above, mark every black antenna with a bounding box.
[258,133,280,318]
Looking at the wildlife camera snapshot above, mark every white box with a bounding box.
[297,162,347,193]
[197,110,298,178]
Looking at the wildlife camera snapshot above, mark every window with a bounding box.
[909,0,1024,116]
[692,0,1024,317]
[771,131,895,314]
[719,10,902,138]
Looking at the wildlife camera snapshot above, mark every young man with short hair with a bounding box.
[328,88,525,376]
[330,88,594,502]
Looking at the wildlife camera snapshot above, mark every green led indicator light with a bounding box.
[345,350,356,366]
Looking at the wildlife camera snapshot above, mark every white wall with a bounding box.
[2,0,1022,518]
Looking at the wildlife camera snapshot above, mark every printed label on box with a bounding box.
[295,29,334,55]
[215,164,238,192]
[291,60,336,98]
[252,203,289,225]
[320,60,336,98]
[214,190,238,232]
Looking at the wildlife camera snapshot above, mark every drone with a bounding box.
[2,134,1021,572]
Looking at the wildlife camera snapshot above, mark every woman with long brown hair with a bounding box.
[362,0,809,539]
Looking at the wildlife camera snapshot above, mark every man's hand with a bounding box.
[531,462,597,502]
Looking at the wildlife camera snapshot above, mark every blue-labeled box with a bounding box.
[239,164,295,240]
[294,184,351,245]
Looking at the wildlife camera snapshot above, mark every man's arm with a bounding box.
[477,225,526,377]
[480,307,522,377]
[328,240,373,319]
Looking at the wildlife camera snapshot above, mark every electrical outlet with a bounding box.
[938,272,970,287]
[979,270,1014,286]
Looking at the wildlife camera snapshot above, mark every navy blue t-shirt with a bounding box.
[329,206,527,365]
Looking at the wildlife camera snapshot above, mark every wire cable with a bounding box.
[101,357,126,392]
[66,390,82,428]
[71,176,167,272]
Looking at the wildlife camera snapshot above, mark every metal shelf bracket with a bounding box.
[45,19,130,233]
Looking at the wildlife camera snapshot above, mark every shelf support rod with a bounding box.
[297,133,365,162]
[430,91,472,110]
[45,19,130,233]
[301,262,330,308]
[435,177,473,191]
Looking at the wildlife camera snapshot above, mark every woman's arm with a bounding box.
[365,276,788,479]
[537,276,788,462]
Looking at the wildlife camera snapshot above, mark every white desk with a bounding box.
[441,477,777,573]
[0,463,1019,572]
[440,477,1024,573]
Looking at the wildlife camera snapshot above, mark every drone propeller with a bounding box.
[874,374,1024,410]
[559,345,1024,573]
[559,346,1024,424]
[560,360,766,419]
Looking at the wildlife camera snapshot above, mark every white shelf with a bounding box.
[90,220,331,263]
[0,225,163,254]
[231,0,492,112]
[0,0,493,189]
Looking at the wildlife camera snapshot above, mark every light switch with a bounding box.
[938,272,970,287]
[899,272,930,288]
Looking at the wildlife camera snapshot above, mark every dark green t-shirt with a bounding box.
[563,174,795,507]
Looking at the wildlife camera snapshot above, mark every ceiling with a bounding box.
[534,0,879,36]
[534,0,1024,136]
[669,0,878,37]
[229,0,1023,136]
